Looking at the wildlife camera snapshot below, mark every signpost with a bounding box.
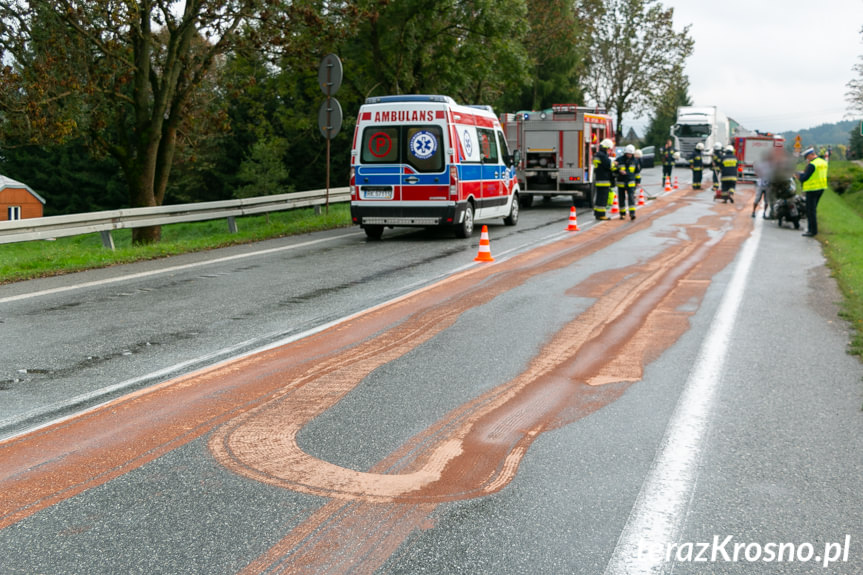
[318,54,343,213]
[793,134,802,156]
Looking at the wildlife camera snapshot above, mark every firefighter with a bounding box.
[719,144,737,203]
[689,142,705,190]
[615,144,638,220]
[634,148,643,190]
[711,143,723,191]
[661,139,676,184]
[593,139,615,220]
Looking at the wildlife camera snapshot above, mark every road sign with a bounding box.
[318,53,343,97]
[317,54,343,214]
[317,97,342,140]
[793,134,801,151]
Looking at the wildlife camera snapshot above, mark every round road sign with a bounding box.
[318,97,343,140]
[318,54,343,96]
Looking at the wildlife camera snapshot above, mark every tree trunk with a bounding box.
[129,140,163,245]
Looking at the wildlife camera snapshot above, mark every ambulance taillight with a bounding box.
[449,167,459,197]
[350,168,356,199]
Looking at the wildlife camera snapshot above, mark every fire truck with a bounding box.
[500,104,615,208]
[733,134,786,183]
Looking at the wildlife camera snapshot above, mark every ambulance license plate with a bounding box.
[362,187,393,200]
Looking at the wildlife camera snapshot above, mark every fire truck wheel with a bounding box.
[519,194,534,209]
[363,225,384,240]
[504,195,519,226]
[455,202,475,238]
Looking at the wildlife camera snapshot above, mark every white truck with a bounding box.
[500,104,615,208]
[671,106,730,166]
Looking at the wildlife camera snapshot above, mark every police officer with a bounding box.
[661,139,675,184]
[796,147,828,237]
[711,143,723,191]
[593,139,615,220]
[615,144,638,220]
[689,142,705,190]
[720,144,737,203]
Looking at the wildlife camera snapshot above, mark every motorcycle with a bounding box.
[772,178,805,229]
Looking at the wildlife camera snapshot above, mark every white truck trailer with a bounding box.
[500,104,615,208]
[671,106,730,166]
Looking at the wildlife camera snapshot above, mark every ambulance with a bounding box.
[350,95,520,239]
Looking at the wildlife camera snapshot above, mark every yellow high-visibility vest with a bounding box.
[802,157,828,191]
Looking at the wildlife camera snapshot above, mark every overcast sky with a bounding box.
[628,0,863,135]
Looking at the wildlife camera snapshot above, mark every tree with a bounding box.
[849,125,863,161]
[344,0,529,108]
[580,0,693,140]
[846,25,863,117]
[643,70,691,148]
[500,0,600,112]
[0,0,353,243]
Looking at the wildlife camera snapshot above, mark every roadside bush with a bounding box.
[827,161,863,196]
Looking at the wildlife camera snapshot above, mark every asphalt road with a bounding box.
[1,167,861,574]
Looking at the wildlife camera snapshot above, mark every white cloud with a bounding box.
[628,0,863,134]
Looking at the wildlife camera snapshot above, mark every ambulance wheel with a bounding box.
[364,225,384,240]
[455,203,474,238]
[504,196,519,226]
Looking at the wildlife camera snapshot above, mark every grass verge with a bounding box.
[0,204,352,284]
[818,184,863,359]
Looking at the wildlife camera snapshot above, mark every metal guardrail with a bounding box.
[0,187,350,248]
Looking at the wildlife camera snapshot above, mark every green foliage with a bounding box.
[344,0,529,107]
[643,74,692,148]
[848,123,863,160]
[0,141,126,214]
[826,161,863,197]
[819,185,863,358]
[235,138,293,198]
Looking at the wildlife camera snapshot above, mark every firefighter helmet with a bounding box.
[624,144,635,154]
[714,143,723,151]
[725,145,734,153]
[600,138,613,149]
[634,149,643,158]
[695,142,704,150]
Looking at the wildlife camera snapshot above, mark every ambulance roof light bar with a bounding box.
[365,95,456,105]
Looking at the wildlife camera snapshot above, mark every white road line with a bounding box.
[604,217,763,574]
[0,232,363,304]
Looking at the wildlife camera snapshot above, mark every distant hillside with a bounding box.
[780,120,858,149]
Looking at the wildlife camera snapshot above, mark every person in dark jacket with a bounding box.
[719,144,737,203]
[615,144,638,220]
[689,142,705,190]
[711,143,723,191]
[795,147,829,236]
[593,139,615,220]
[661,139,675,184]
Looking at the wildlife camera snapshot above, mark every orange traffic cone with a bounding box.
[610,192,620,215]
[673,176,679,190]
[474,225,495,262]
[566,206,580,231]
[637,188,646,206]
